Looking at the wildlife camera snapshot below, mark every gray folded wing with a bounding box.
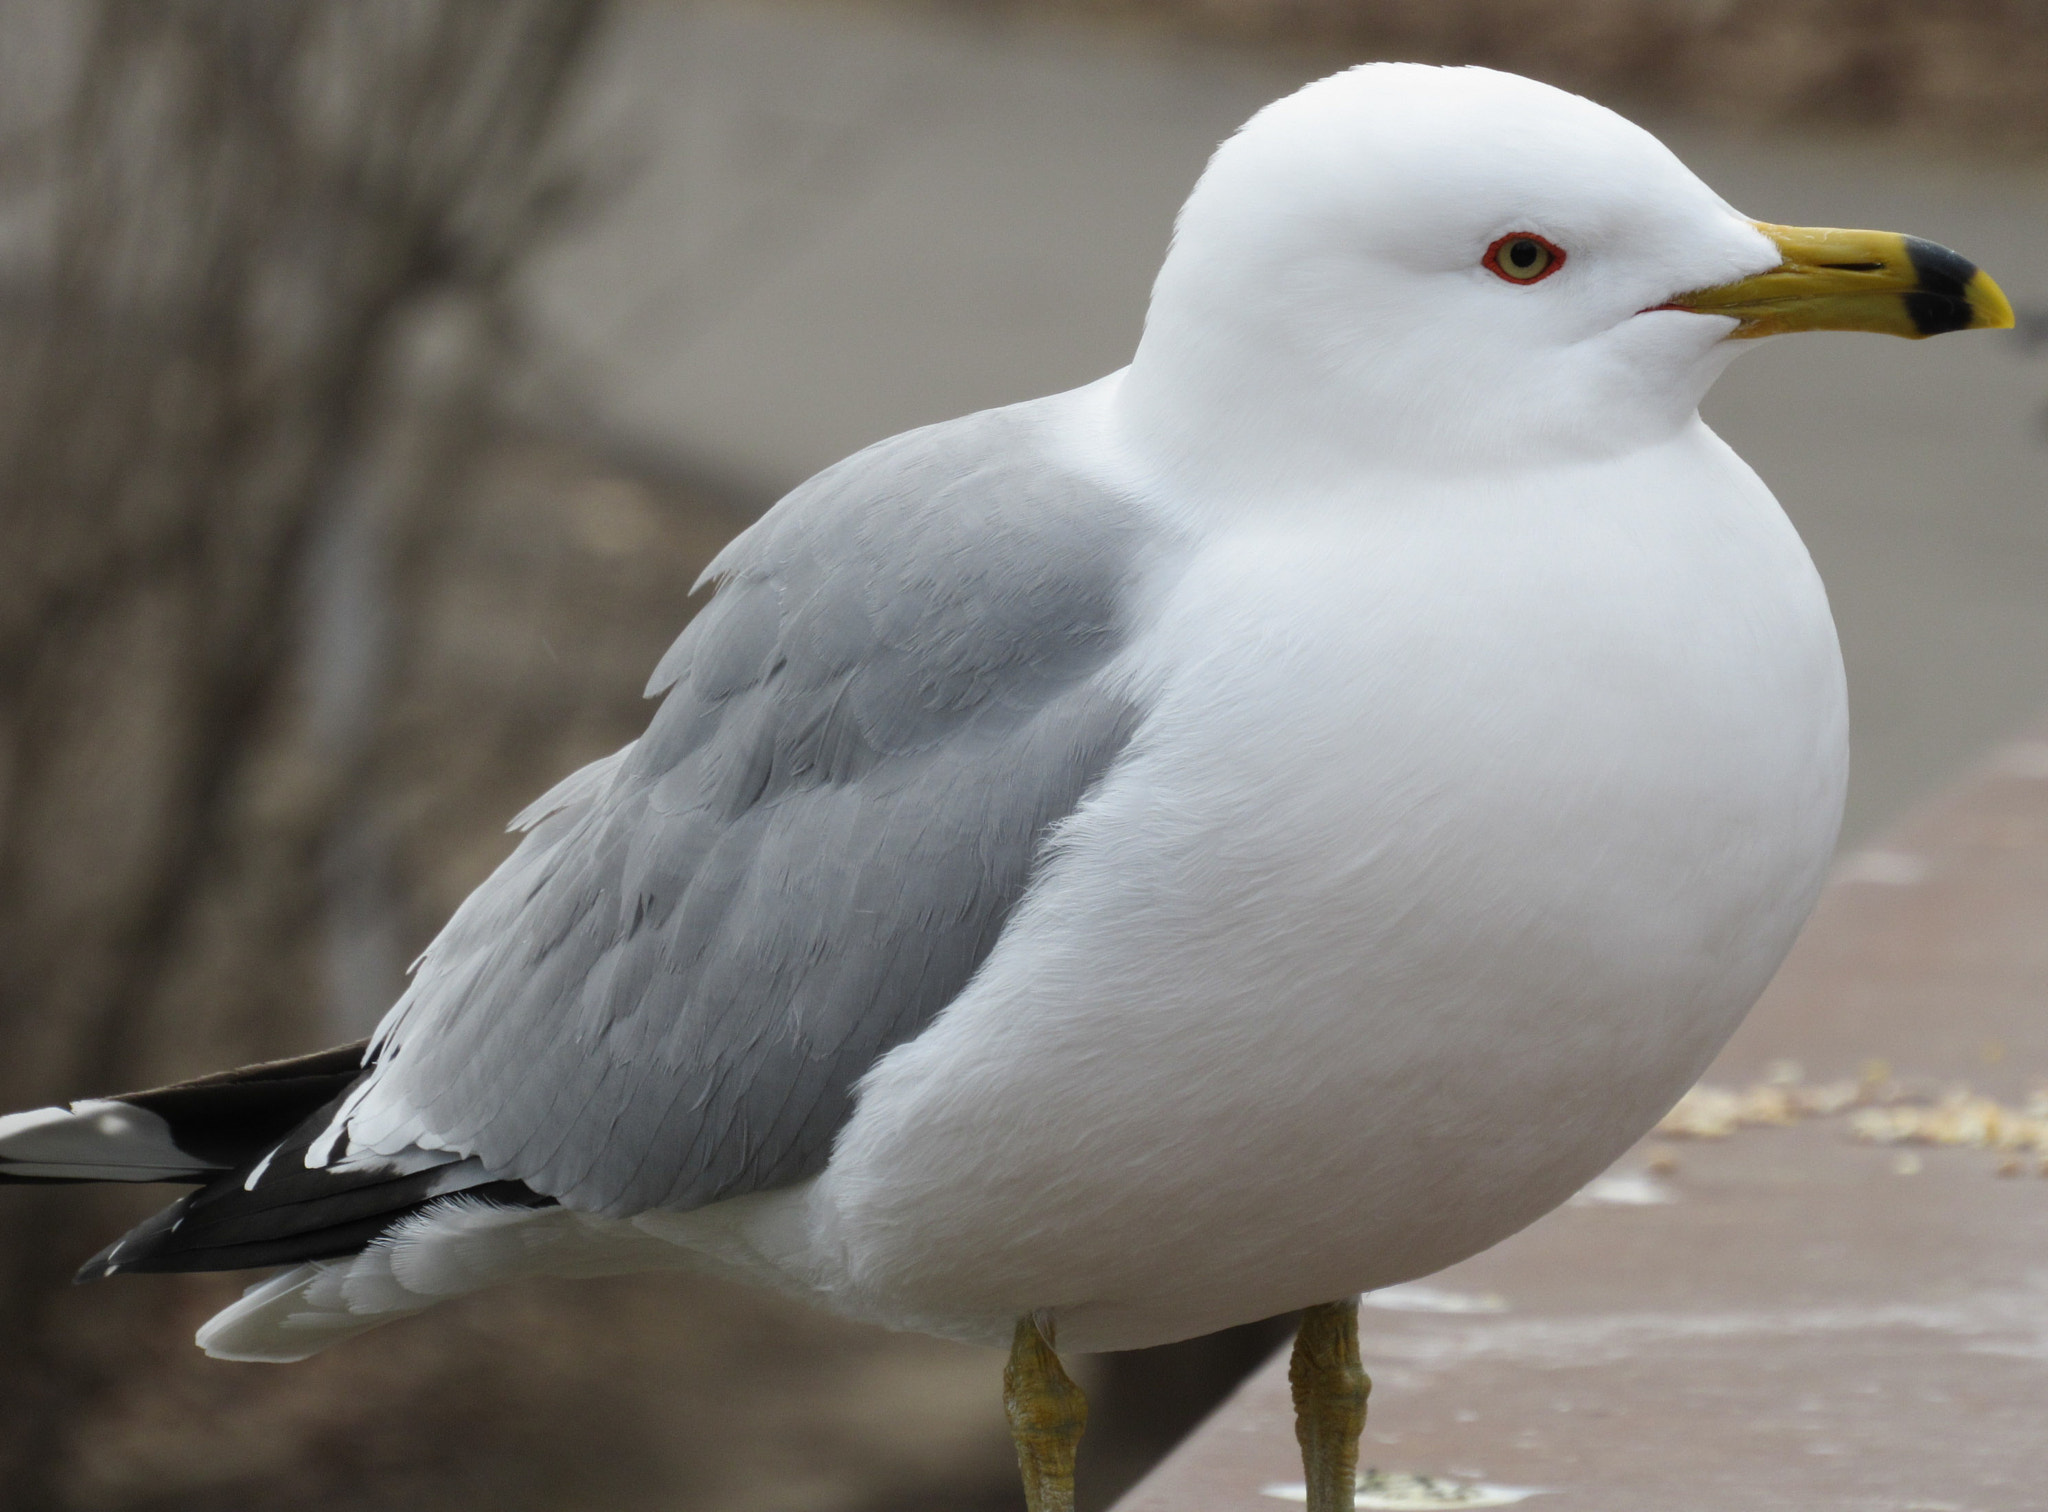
[328,399,1157,1217]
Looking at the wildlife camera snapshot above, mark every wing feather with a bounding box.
[328,399,1155,1216]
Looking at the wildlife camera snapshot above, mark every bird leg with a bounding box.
[1004,1313,1088,1512]
[1289,1298,1371,1512]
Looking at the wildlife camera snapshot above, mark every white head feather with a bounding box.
[1116,64,1781,499]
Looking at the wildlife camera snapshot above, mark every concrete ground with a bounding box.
[524,0,2048,847]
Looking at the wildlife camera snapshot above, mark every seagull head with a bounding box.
[1116,63,2012,497]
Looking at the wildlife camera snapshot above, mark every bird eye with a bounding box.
[1484,233,1564,284]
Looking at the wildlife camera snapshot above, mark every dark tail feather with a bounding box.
[0,1042,369,1185]
[4,1040,555,1282]
[78,1163,550,1278]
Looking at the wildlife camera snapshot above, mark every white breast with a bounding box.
[697,421,1846,1353]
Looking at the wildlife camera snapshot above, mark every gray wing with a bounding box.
[331,399,1156,1217]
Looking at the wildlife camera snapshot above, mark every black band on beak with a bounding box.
[1903,237,1982,337]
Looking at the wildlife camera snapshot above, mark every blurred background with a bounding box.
[0,2,2043,1509]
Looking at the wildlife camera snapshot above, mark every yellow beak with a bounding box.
[1669,223,2015,339]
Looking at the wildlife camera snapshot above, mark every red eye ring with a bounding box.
[1483,232,1566,284]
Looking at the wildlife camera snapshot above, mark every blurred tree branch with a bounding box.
[0,3,609,1506]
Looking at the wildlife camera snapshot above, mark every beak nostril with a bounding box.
[1816,262,1885,272]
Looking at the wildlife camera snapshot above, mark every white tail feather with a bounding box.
[193,1198,689,1362]
[195,1262,417,1362]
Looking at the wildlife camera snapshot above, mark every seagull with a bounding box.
[0,63,2012,1512]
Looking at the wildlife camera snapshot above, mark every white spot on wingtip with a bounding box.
[1361,1283,1508,1315]
[1262,1470,1549,1506]
[242,1144,281,1191]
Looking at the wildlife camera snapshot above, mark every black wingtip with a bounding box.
[75,1240,122,1284]
[73,1185,196,1282]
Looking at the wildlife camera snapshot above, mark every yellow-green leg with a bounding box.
[1004,1314,1088,1512]
[1290,1298,1371,1512]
